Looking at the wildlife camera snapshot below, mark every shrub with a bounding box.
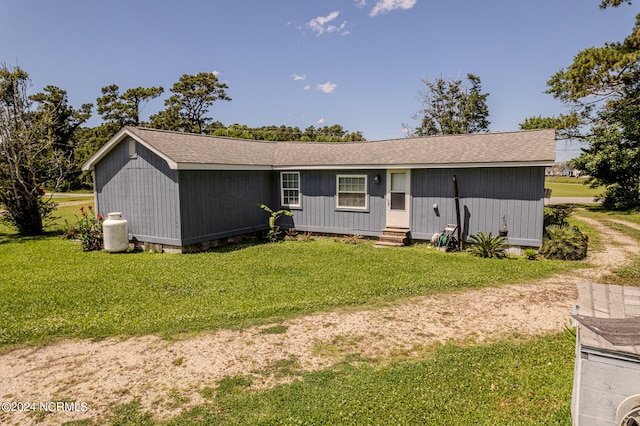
[467,231,506,259]
[543,205,574,228]
[600,183,640,211]
[63,205,103,251]
[540,225,588,261]
[523,248,538,260]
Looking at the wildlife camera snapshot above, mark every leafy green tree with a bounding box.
[519,113,580,139]
[97,84,164,126]
[411,73,490,136]
[0,65,91,235]
[313,124,365,142]
[547,13,640,209]
[210,123,365,142]
[572,81,640,209]
[150,72,231,133]
[599,0,632,8]
[29,85,93,191]
[546,12,639,120]
[301,125,317,141]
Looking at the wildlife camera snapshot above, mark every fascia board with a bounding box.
[81,128,179,171]
[273,161,555,171]
[81,127,129,171]
[175,163,273,171]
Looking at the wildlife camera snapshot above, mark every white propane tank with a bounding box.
[103,212,129,253]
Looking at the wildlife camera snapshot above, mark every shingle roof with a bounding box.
[127,127,275,167]
[83,127,556,171]
[574,283,640,356]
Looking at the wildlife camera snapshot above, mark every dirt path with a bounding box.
[1,216,638,425]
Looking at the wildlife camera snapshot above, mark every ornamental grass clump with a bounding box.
[467,231,507,258]
[540,225,588,261]
[63,205,104,251]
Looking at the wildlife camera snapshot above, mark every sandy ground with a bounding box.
[1,215,638,425]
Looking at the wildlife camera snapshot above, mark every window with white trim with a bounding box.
[336,174,367,209]
[281,172,300,207]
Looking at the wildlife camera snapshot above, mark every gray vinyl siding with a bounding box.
[93,140,546,249]
[93,137,181,245]
[573,348,640,426]
[287,170,386,237]
[411,167,545,246]
[178,170,277,245]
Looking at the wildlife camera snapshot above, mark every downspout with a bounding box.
[452,175,463,250]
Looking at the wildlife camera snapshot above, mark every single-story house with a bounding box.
[82,127,556,253]
[571,283,640,426]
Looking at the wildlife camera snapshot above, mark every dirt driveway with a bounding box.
[1,215,638,425]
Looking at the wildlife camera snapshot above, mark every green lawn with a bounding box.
[0,205,584,347]
[544,176,601,198]
[0,202,610,425]
[109,333,574,425]
[594,208,640,227]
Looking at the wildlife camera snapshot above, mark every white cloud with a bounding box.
[354,0,367,7]
[317,81,337,93]
[303,85,311,91]
[370,0,416,16]
[212,70,220,76]
[317,118,325,124]
[307,11,349,36]
[292,73,306,81]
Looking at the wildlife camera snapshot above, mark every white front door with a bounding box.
[386,169,411,228]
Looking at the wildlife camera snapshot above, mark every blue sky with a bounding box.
[0,0,637,141]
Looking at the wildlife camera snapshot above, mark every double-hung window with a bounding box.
[281,172,300,208]
[336,174,367,209]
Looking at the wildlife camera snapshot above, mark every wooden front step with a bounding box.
[374,227,411,247]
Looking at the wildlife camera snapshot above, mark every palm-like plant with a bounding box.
[467,231,507,258]
[258,204,294,242]
[540,225,588,260]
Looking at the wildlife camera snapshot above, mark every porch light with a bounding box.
[373,174,381,184]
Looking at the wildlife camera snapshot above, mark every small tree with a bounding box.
[258,204,293,242]
[150,72,231,133]
[0,65,90,235]
[97,84,164,127]
[410,73,490,136]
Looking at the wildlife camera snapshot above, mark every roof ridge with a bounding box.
[129,126,281,145]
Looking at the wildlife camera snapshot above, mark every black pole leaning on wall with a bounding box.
[452,175,463,250]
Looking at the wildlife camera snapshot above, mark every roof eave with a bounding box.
[273,160,555,171]
[175,163,273,171]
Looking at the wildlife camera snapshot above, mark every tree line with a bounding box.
[0,68,367,235]
[1,0,638,235]
[36,72,367,192]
